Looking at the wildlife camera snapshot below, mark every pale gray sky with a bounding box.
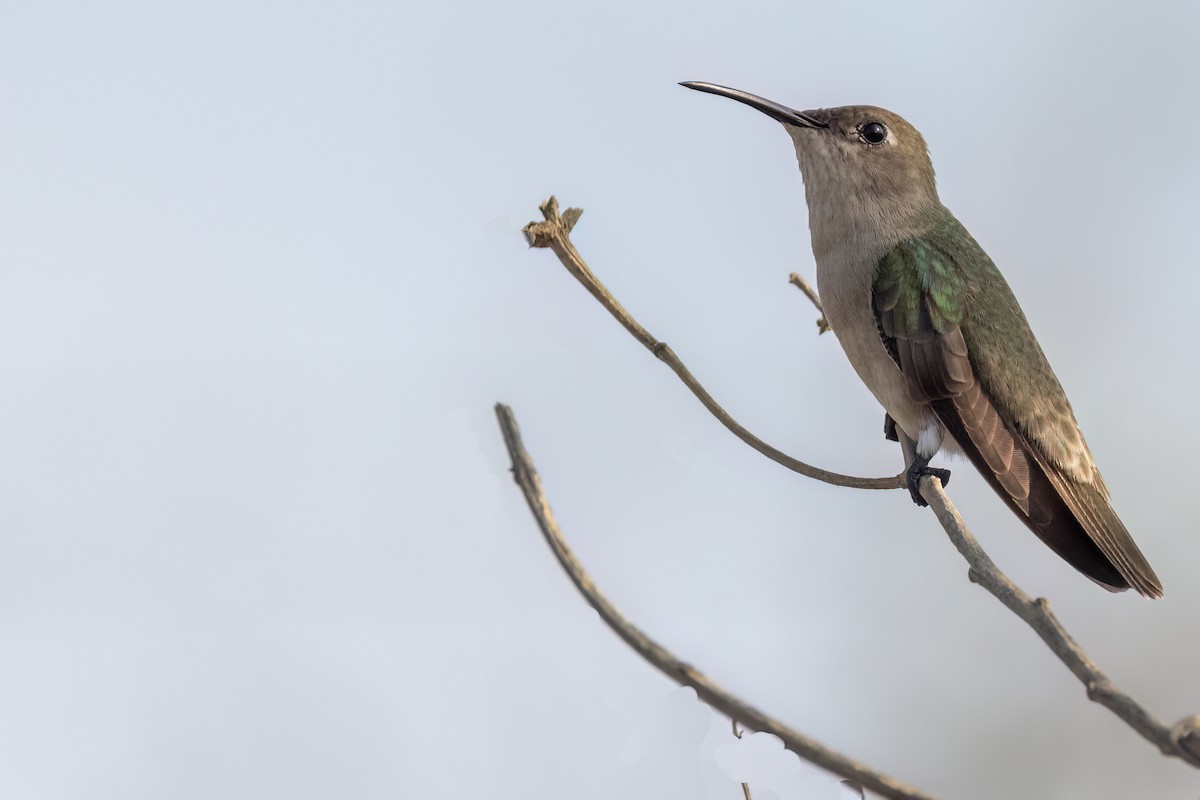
[0,0,1198,798]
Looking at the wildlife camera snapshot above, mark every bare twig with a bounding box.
[523,196,903,491]
[919,478,1200,767]
[494,403,937,800]
[788,272,830,334]
[731,720,753,800]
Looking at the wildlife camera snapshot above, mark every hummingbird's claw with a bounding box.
[906,464,951,506]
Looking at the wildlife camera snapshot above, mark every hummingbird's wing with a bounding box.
[872,223,1162,597]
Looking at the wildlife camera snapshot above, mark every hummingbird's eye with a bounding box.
[860,122,887,144]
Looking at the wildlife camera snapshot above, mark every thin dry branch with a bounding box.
[523,196,903,491]
[521,194,1200,770]
[920,478,1200,766]
[788,272,830,334]
[494,403,936,800]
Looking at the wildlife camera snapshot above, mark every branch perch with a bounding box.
[523,196,903,491]
[520,194,1200,771]
[920,478,1200,766]
[495,403,936,800]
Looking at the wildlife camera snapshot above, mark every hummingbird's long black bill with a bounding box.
[679,81,827,128]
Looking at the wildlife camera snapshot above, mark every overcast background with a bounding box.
[0,1,1197,798]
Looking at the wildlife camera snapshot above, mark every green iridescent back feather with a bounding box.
[874,235,965,339]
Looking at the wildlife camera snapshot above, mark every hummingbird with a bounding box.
[680,81,1162,597]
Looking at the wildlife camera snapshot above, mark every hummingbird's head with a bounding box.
[784,104,937,214]
[681,82,941,255]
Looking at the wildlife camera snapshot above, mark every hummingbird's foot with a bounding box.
[905,460,951,507]
[883,413,898,442]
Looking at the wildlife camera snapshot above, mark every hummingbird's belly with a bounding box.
[817,257,949,458]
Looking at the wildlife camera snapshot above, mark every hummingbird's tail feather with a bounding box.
[930,377,1161,597]
[1027,447,1163,598]
[903,325,1161,596]
[931,397,1128,592]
